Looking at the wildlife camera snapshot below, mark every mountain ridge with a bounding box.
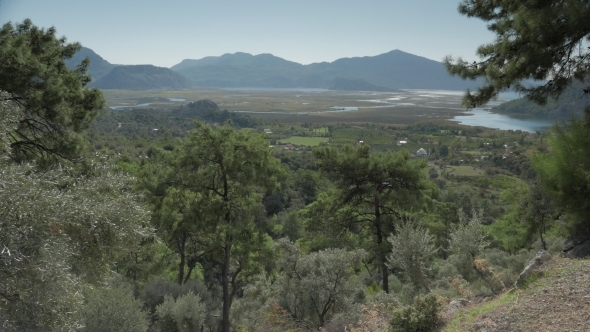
[69,47,482,91]
[171,49,482,90]
[91,65,193,90]
[65,47,116,81]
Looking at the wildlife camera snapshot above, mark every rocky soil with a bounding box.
[445,257,590,331]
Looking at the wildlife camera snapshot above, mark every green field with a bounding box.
[445,165,485,177]
[278,136,330,146]
[312,127,329,135]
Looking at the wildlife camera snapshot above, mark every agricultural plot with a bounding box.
[445,165,485,177]
[277,136,330,146]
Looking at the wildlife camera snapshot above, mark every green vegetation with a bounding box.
[390,294,441,332]
[3,2,590,330]
[445,0,590,106]
[444,292,516,332]
[0,19,104,163]
[444,166,485,177]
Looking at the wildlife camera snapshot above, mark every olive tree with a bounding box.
[387,219,437,291]
[273,239,366,329]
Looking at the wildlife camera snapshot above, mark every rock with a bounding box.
[515,250,552,286]
[562,234,590,258]
[444,298,469,316]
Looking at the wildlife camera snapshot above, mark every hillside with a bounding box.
[444,256,590,331]
[494,80,590,119]
[64,47,115,81]
[91,65,193,90]
[171,50,482,90]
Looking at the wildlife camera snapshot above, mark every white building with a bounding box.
[416,148,428,157]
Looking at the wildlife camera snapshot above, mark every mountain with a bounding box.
[91,65,193,90]
[494,80,590,118]
[171,50,481,90]
[64,47,115,81]
[172,52,307,88]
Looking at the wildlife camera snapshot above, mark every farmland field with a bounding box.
[445,165,485,177]
[277,136,330,146]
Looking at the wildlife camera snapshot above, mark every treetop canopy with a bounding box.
[445,0,590,107]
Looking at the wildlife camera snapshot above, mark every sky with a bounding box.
[0,0,496,68]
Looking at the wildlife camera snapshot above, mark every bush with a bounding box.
[389,294,441,332]
[156,291,206,332]
[81,283,149,332]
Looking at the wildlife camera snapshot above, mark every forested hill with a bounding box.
[91,65,193,90]
[64,47,116,81]
[171,50,482,90]
[494,80,590,119]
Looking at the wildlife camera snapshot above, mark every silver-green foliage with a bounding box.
[387,219,437,291]
[81,283,149,332]
[389,294,441,332]
[274,239,366,328]
[449,209,490,259]
[0,152,150,330]
[156,291,206,332]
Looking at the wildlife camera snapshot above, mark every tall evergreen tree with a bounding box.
[141,122,283,332]
[310,145,428,293]
[445,0,590,107]
[445,0,590,240]
[0,19,104,163]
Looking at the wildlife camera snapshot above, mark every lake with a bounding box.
[452,108,555,132]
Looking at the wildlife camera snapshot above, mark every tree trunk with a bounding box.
[177,235,186,285]
[539,216,547,250]
[221,234,232,332]
[374,197,389,293]
[183,257,196,284]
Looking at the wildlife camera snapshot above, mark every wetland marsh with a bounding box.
[104,88,550,130]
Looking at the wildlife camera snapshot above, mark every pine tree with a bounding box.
[445,0,590,107]
[0,19,104,163]
[310,145,429,293]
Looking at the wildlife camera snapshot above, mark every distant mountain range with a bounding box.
[64,47,116,81]
[171,50,481,90]
[66,47,482,91]
[92,65,192,90]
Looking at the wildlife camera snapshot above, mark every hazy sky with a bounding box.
[0,0,495,67]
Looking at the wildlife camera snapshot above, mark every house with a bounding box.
[263,129,273,134]
[416,148,428,157]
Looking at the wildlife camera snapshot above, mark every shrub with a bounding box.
[156,291,206,332]
[389,294,441,332]
[81,283,149,332]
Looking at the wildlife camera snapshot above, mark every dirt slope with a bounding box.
[444,257,590,332]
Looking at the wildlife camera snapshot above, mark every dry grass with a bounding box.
[443,257,590,331]
[445,166,485,177]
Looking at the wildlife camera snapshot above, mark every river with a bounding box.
[452,108,555,132]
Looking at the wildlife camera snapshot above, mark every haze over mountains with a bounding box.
[68,47,482,91]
